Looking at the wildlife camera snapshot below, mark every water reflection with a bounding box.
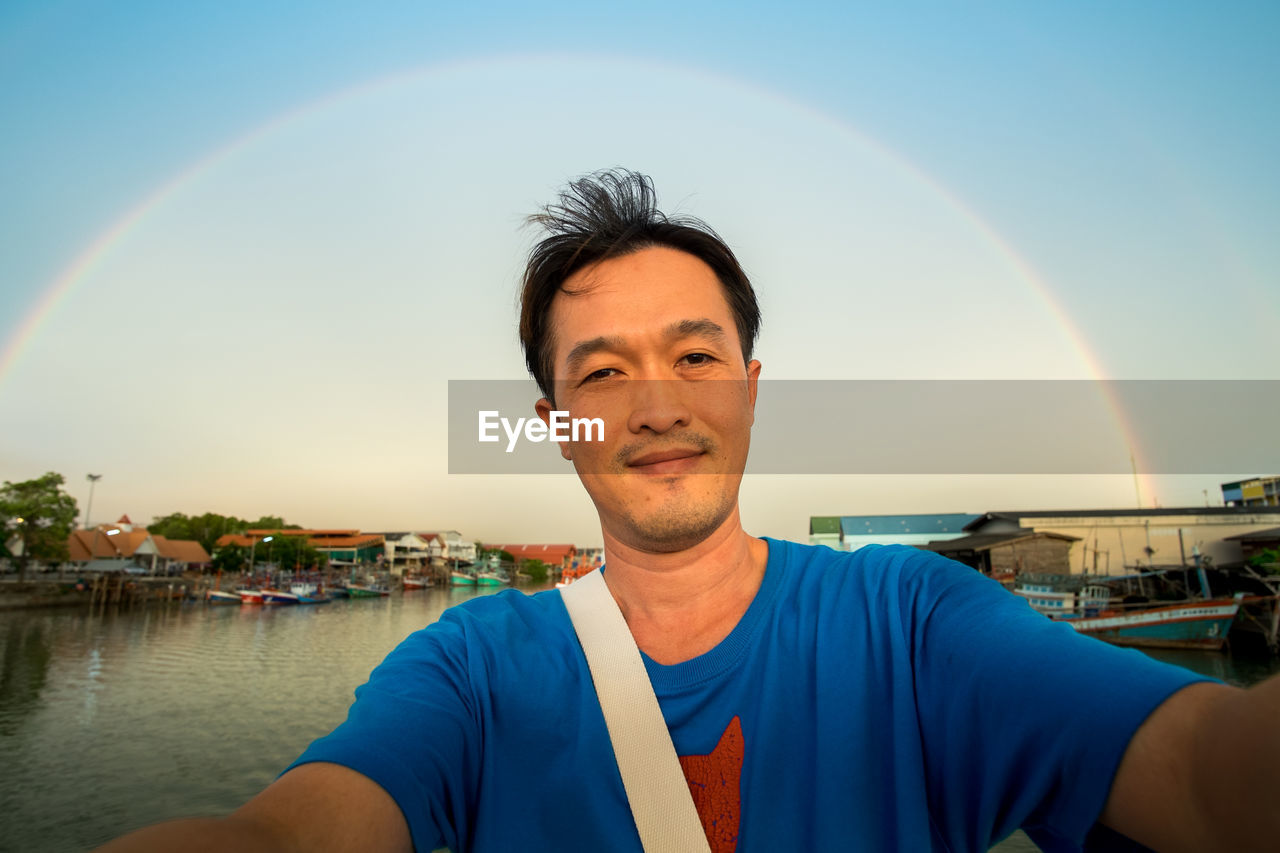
[0,619,52,736]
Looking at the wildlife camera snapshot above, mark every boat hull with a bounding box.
[1065,598,1241,651]
[346,585,388,598]
[450,572,477,586]
[206,590,241,605]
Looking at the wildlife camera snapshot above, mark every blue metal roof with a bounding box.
[839,514,980,536]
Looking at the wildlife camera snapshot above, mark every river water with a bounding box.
[1,588,1276,852]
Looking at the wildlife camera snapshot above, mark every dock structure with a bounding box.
[88,574,191,611]
[1233,566,1280,654]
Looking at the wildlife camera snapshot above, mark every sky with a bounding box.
[1,1,1277,547]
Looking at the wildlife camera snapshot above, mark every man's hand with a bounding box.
[1103,676,1280,852]
[95,763,411,853]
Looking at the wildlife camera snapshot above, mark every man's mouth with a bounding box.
[625,447,706,474]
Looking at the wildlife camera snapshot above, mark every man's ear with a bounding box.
[746,359,762,427]
[534,397,573,461]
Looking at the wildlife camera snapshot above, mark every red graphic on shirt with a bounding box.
[678,716,743,853]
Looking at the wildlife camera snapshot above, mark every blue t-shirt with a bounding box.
[290,540,1204,852]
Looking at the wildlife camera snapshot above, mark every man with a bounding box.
[102,170,1278,852]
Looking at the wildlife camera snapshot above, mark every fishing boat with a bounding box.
[290,582,331,604]
[346,584,389,598]
[205,589,242,605]
[237,587,265,605]
[261,588,300,605]
[475,571,509,587]
[403,575,432,590]
[451,571,478,586]
[1060,595,1244,650]
[1017,580,1244,650]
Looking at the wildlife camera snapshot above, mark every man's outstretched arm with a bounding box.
[1103,675,1280,852]
[94,762,412,853]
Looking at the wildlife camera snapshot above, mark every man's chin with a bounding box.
[611,497,738,554]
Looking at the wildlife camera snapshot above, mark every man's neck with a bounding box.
[598,510,769,665]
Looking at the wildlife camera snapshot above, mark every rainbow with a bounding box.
[0,54,1157,499]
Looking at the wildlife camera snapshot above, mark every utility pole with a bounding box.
[84,474,102,530]
[1128,452,1143,508]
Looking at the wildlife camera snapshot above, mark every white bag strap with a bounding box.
[561,570,712,853]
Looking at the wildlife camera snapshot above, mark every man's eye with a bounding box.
[682,353,715,366]
[584,368,617,382]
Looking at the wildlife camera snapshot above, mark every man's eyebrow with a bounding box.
[564,335,626,377]
[667,318,729,344]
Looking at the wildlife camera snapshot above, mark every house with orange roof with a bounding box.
[484,544,577,572]
[214,529,385,566]
[68,515,210,573]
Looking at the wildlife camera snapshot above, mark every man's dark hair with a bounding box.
[520,168,760,400]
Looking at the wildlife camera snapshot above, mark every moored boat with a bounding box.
[206,589,242,605]
[451,571,477,586]
[289,582,331,604]
[1062,595,1244,650]
[346,584,389,598]
[1017,579,1244,651]
[261,588,300,605]
[237,588,265,605]
[403,575,431,590]
[475,572,508,587]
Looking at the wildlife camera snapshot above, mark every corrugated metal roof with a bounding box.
[837,514,980,536]
[989,506,1280,520]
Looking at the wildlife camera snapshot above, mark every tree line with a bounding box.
[0,471,308,581]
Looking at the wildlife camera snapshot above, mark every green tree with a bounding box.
[149,512,195,541]
[212,543,248,575]
[1248,547,1280,575]
[522,558,549,583]
[260,534,326,573]
[149,512,304,554]
[0,473,79,581]
[154,512,251,554]
[246,516,301,531]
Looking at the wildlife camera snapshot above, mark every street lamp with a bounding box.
[249,535,273,574]
[84,474,102,530]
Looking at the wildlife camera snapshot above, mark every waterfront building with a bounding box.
[1223,527,1280,564]
[813,507,1280,575]
[67,515,211,573]
[370,532,436,574]
[962,507,1280,574]
[809,514,980,552]
[216,529,386,567]
[920,530,1079,578]
[417,531,477,566]
[484,543,577,573]
[1222,476,1280,508]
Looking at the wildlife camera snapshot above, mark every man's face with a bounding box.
[535,246,760,553]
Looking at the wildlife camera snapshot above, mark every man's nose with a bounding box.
[626,380,692,435]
